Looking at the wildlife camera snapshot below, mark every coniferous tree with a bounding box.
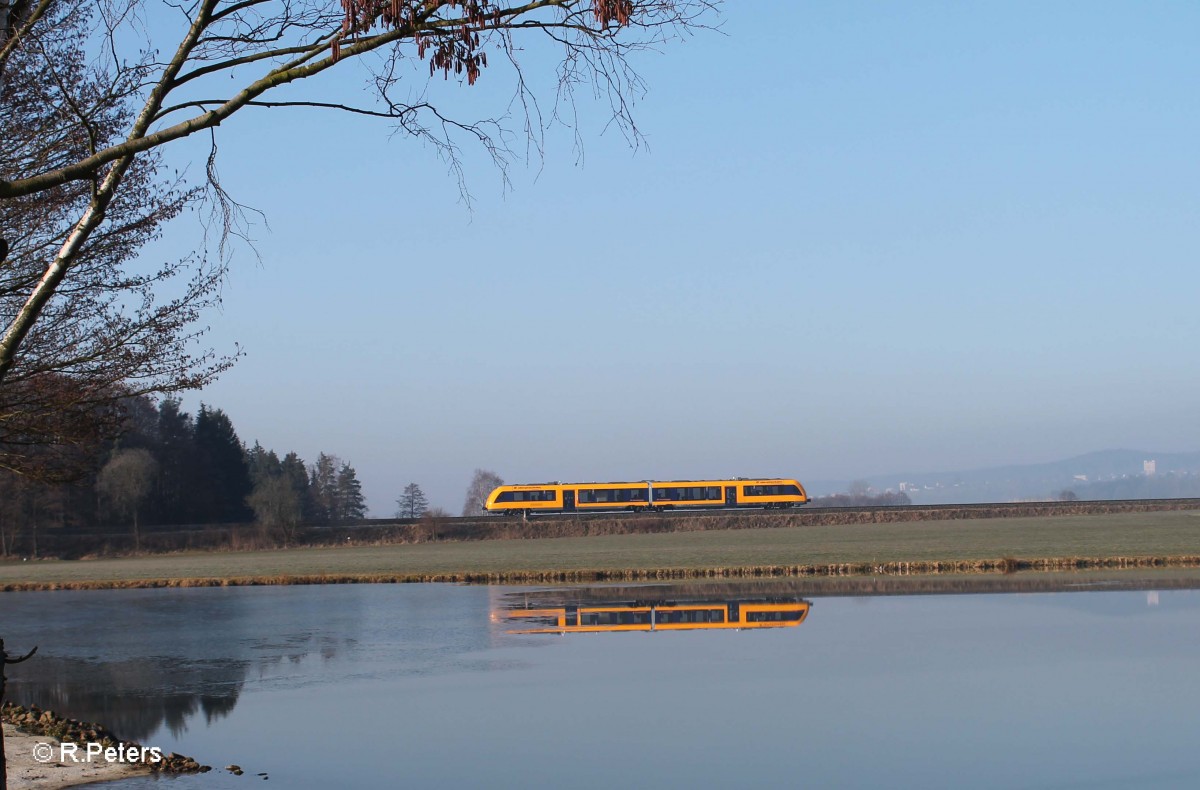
[246,442,282,487]
[308,453,340,525]
[152,398,197,524]
[396,483,428,519]
[279,452,310,519]
[193,405,252,523]
[117,396,163,453]
[335,463,367,522]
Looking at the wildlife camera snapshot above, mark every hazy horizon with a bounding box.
[147,3,1198,515]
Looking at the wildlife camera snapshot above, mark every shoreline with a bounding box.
[4,511,1199,592]
[4,553,1200,591]
[2,703,209,789]
[3,724,145,789]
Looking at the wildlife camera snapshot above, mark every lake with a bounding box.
[3,581,1200,788]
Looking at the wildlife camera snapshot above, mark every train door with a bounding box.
[563,490,576,512]
[725,486,738,507]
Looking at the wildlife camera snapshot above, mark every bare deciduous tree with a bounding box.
[0,0,716,396]
[419,506,449,541]
[96,447,157,550]
[247,474,303,543]
[461,468,502,515]
[1,1,236,478]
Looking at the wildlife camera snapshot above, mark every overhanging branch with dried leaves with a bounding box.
[1,0,716,469]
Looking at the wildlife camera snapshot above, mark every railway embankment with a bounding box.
[2,508,1199,591]
[443,498,1200,541]
[28,497,1200,559]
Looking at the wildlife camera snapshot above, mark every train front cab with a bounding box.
[646,479,807,511]
[484,484,563,517]
[732,479,808,509]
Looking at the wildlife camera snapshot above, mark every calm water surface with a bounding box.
[3,583,1199,788]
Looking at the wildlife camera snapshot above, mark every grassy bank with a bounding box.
[27,498,1200,559]
[3,510,1199,590]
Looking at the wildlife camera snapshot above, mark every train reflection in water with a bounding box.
[497,599,811,634]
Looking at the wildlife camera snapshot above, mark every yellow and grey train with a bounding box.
[499,600,811,634]
[484,478,808,516]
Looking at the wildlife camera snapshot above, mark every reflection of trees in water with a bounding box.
[4,586,371,742]
[6,632,349,742]
[6,657,247,741]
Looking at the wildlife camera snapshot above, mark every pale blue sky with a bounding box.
[150,1,1200,514]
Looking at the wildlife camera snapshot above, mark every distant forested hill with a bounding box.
[809,449,1200,504]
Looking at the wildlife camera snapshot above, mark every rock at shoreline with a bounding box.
[2,701,211,774]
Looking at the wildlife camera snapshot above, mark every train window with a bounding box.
[658,609,724,624]
[578,488,648,504]
[499,489,556,503]
[581,611,651,626]
[744,484,801,497]
[746,609,805,622]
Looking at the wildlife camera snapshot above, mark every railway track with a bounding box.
[566,497,1198,521]
[359,496,1200,528]
[55,497,1200,541]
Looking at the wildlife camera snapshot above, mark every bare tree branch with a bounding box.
[1,0,717,471]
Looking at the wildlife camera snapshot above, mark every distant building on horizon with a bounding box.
[1144,459,1157,476]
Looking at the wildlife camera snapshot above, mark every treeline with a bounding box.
[0,396,366,557]
[810,491,913,508]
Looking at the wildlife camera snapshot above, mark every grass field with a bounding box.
[3,510,1200,589]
